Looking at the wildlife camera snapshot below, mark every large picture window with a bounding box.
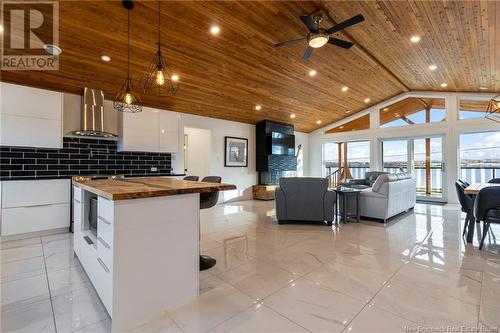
[380,97,445,128]
[459,131,500,183]
[458,99,489,120]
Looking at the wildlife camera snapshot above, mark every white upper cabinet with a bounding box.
[0,83,63,148]
[160,112,179,153]
[118,107,179,153]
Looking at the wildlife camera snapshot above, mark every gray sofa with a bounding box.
[359,173,416,222]
[275,177,336,225]
[350,171,389,187]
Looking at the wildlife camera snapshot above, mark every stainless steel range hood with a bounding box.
[65,88,118,138]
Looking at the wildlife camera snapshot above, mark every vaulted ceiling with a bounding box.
[1,1,499,132]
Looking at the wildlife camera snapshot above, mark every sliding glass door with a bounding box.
[381,136,446,202]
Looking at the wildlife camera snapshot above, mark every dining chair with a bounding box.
[487,178,500,184]
[455,181,474,237]
[474,186,500,250]
[183,175,199,181]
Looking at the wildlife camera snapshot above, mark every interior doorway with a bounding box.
[184,127,211,179]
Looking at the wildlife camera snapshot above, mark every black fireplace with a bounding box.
[256,120,297,185]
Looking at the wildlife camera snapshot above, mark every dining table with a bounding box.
[463,183,500,242]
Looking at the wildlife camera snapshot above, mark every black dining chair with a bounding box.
[457,179,470,187]
[487,178,500,184]
[199,176,222,270]
[474,186,500,250]
[455,181,474,237]
[183,175,199,181]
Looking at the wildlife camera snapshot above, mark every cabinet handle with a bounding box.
[97,236,110,249]
[21,203,54,208]
[74,199,81,204]
[97,257,110,273]
[98,216,111,225]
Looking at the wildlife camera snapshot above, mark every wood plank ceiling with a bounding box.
[1,1,498,132]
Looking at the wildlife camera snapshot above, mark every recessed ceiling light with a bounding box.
[395,113,400,117]
[316,120,322,125]
[290,114,296,119]
[364,98,370,103]
[339,126,344,129]
[479,86,488,90]
[0,24,3,33]
[440,83,447,87]
[410,35,421,43]
[210,26,220,35]
[171,74,179,81]
[309,69,317,77]
[255,105,262,111]
[101,55,111,62]
[383,107,389,111]
[341,86,348,92]
[429,64,437,70]
[43,44,62,56]
[345,110,351,114]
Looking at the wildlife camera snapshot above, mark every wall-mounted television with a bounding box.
[267,132,295,156]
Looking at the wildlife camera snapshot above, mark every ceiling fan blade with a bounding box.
[274,38,307,48]
[328,37,354,49]
[300,15,318,33]
[303,46,313,60]
[326,14,365,35]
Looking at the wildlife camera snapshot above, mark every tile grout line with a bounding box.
[40,238,59,333]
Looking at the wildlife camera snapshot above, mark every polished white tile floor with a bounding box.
[2,201,500,333]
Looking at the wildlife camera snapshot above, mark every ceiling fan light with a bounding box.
[308,35,329,48]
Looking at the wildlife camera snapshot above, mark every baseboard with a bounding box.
[0,227,70,242]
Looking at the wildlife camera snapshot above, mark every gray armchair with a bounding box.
[275,177,336,225]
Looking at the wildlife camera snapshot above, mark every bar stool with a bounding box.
[199,176,222,270]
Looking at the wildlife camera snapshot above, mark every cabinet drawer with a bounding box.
[1,203,70,236]
[97,237,113,271]
[97,216,113,247]
[95,256,113,315]
[97,197,113,223]
[2,179,70,208]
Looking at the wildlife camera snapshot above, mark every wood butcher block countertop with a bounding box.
[73,177,237,200]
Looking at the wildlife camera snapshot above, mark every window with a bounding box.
[323,142,339,177]
[458,99,489,120]
[382,139,408,172]
[459,131,500,183]
[380,97,445,128]
[325,114,370,134]
[322,141,370,179]
[347,141,370,179]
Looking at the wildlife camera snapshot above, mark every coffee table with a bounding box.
[332,186,361,223]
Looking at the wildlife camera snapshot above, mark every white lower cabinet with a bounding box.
[0,179,71,237]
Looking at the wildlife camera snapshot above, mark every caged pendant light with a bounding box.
[114,0,142,113]
[141,0,179,96]
[485,94,500,123]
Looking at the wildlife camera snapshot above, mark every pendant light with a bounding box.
[141,0,179,96]
[114,0,142,113]
[485,94,500,123]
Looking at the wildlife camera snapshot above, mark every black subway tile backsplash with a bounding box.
[0,138,172,180]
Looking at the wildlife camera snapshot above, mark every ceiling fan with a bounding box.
[275,14,365,60]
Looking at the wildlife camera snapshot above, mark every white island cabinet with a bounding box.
[72,177,235,332]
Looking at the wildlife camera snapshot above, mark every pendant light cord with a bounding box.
[127,8,130,80]
[158,0,161,47]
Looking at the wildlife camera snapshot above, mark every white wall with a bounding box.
[170,112,309,202]
[308,91,500,204]
[184,127,212,179]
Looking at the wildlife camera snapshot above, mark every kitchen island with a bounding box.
[72,177,236,332]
